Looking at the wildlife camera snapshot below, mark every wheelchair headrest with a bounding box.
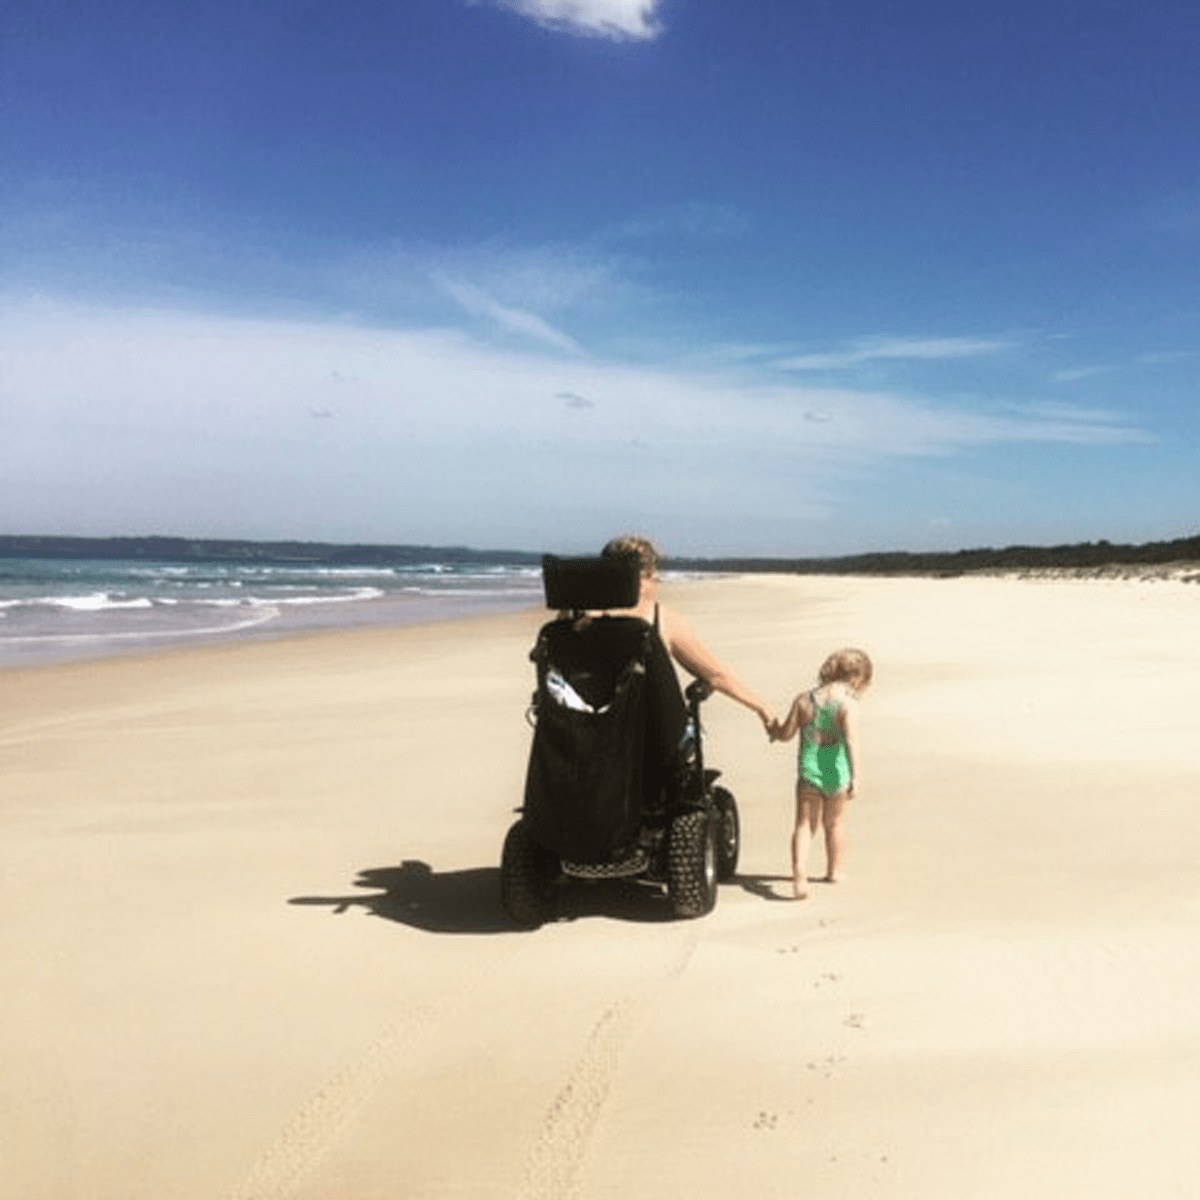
[542,553,642,611]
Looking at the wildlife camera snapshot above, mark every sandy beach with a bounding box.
[3,572,1199,1199]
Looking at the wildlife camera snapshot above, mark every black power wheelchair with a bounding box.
[500,552,740,927]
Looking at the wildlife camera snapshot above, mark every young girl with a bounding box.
[770,648,873,899]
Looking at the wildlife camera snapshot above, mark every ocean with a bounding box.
[0,556,546,669]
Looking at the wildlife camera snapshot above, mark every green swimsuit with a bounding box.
[799,688,852,797]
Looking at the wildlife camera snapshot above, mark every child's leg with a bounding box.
[791,785,822,898]
[820,790,849,881]
[789,784,807,898]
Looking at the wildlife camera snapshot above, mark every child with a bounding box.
[770,648,872,899]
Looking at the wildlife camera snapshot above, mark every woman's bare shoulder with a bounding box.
[655,602,688,639]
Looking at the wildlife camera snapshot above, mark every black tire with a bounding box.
[500,819,558,928]
[713,786,740,881]
[666,809,718,919]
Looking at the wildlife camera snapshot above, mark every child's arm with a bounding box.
[771,694,806,743]
[839,699,862,796]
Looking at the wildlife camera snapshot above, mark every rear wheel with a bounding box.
[666,810,718,919]
[713,787,740,881]
[500,819,559,928]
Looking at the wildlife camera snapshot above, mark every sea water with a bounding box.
[0,556,545,669]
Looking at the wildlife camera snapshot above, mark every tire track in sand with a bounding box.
[227,941,517,1200]
[517,928,699,1200]
[227,1016,424,1200]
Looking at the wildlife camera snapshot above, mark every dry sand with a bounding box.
[2,573,1199,1199]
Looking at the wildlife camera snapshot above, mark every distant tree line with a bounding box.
[667,533,1200,576]
[1,531,1198,575]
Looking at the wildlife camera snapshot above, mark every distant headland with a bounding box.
[2,532,1198,579]
[0,534,541,569]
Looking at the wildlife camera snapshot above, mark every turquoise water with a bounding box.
[0,557,544,668]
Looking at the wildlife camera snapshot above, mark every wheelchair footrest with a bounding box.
[562,849,649,879]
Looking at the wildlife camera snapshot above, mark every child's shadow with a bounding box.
[290,860,514,935]
[737,873,797,902]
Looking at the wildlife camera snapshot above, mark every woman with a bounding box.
[601,535,774,732]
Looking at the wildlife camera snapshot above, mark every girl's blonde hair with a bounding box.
[818,647,873,690]
[602,535,661,578]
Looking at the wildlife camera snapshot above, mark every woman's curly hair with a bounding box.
[601,535,661,578]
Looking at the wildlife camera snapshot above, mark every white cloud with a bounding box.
[0,299,1147,550]
[775,336,1014,372]
[495,0,662,39]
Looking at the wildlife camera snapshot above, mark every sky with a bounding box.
[2,0,1198,558]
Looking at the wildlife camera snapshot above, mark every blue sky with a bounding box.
[2,0,1197,557]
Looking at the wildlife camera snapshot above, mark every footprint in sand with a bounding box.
[806,1054,847,1079]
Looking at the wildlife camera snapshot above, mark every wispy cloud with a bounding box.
[1052,351,1196,383]
[432,275,584,354]
[990,401,1148,445]
[493,0,662,40]
[774,336,1014,372]
[608,201,749,241]
[1051,365,1113,384]
[427,243,632,316]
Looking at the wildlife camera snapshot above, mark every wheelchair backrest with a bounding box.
[541,552,641,611]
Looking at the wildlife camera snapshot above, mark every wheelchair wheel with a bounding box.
[501,819,559,929]
[713,786,740,881]
[666,809,718,919]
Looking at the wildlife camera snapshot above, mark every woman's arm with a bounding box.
[660,606,773,727]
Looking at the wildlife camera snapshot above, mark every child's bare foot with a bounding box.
[791,875,809,900]
[820,873,841,884]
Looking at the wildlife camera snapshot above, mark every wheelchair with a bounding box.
[500,552,740,927]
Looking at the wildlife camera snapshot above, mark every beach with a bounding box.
[3,572,1199,1199]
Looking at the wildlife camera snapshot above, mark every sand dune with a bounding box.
[2,574,1199,1198]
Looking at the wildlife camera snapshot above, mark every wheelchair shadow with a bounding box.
[290,860,513,935]
[289,858,678,934]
